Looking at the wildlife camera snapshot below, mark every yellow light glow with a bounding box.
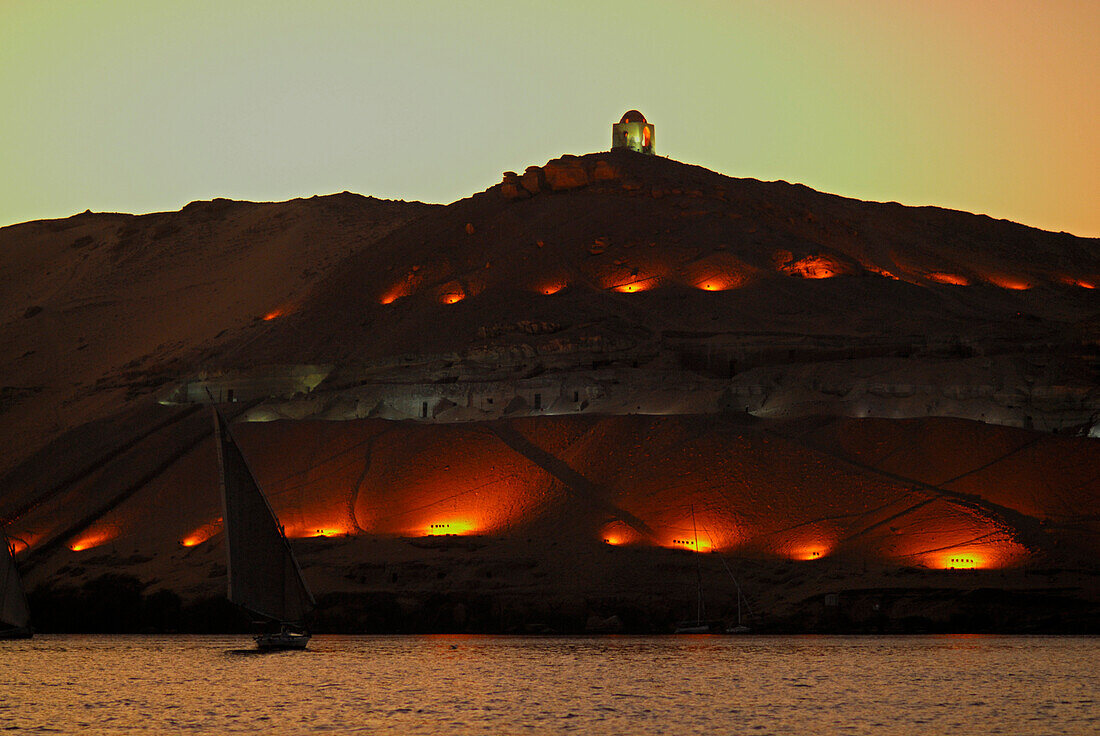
[692,273,746,291]
[670,537,712,553]
[925,548,996,570]
[426,519,477,536]
[612,275,660,293]
[282,521,354,538]
[435,279,466,305]
[792,548,827,561]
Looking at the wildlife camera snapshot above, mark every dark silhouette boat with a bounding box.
[0,528,32,640]
[214,409,314,650]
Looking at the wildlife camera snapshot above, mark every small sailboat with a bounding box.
[725,577,752,634]
[0,528,33,639]
[213,409,314,650]
[717,545,753,634]
[674,505,714,634]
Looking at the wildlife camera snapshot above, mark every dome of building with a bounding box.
[619,110,647,124]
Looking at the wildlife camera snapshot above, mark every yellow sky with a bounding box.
[1,0,1097,236]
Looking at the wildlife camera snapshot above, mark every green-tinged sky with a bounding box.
[2,0,1097,235]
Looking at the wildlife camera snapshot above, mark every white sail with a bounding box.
[0,529,31,631]
[213,410,314,623]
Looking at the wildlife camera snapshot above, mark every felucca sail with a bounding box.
[0,528,31,633]
[213,410,314,624]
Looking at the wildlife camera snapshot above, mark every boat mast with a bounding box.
[691,504,703,623]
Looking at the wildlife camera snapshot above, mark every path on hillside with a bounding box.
[487,422,656,540]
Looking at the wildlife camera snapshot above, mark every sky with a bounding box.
[2,1,1098,236]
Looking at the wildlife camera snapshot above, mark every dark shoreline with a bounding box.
[26,574,1100,636]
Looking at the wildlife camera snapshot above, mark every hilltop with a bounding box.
[1,152,1097,634]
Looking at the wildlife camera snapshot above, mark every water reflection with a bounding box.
[4,635,1096,735]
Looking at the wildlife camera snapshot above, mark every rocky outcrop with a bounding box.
[500,172,527,200]
[500,156,624,198]
[521,166,545,194]
[543,157,590,190]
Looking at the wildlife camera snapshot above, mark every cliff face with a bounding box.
[1,153,1097,632]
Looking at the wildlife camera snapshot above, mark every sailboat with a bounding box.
[213,409,314,650]
[0,528,33,639]
[722,560,753,634]
[674,505,714,634]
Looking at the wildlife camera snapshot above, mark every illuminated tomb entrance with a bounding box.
[612,110,655,154]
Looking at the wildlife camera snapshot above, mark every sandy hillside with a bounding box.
[1,151,1097,632]
[0,194,436,478]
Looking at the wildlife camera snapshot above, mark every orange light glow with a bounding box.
[180,518,223,547]
[6,537,32,555]
[69,530,117,552]
[538,283,565,295]
[599,522,642,547]
[262,309,283,321]
[425,519,477,536]
[912,545,1016,570]
[669,536,712,553]
[792,547,828,561]
[282,520,355,539]
[612,276,660,293]
[927,272,970,286]
[1060,276,1095,289]
[380,281,417,305]
[692,273,747,291]
[987,275,1031,290]
[782,255,846,279]
[438,280,467,305]
[865,265,900,280]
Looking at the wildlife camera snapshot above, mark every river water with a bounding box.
[2,635,1096,734]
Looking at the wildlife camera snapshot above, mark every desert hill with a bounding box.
[225,150,1098,365]
[1,151,1097,634]
[0,193,436,477]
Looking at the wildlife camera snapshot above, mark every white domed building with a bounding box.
[612,110,655,154]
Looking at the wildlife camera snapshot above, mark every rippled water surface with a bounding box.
[3,635,1096,734]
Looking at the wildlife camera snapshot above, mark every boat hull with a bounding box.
[255,631,310,650]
